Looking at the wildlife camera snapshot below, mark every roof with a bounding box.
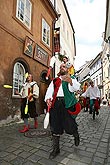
[88,52,102,68]
[45,0,59,19]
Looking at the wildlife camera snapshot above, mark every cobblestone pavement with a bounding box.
[0,106,110,165]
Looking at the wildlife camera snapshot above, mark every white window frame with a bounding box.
[16,0,32,29]
[13,62,26,96]
[42,18,50,47]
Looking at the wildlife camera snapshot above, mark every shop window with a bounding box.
[13,62,26,96]
[42,18,50,47]
[16,0,32,29]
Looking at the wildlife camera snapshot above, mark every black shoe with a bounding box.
[89,111,92,114]
[96,111,99,115]
[49,149,60,159]
[74,135,80,146]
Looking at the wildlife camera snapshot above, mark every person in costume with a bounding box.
[16,74,39,133]
[46,55,75,80]
[45,55,57,80]
[62,56,75,76]
[44,63,81,159]
[82,81,89,112]
[82,80,100,115]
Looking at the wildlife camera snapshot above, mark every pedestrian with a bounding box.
[44,63,81,159]
[16,74,39,133]
[82,81,89,112]
[82,80,100,115]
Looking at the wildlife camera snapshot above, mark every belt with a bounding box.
[56,97,64,100]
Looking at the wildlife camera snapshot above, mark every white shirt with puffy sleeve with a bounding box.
[44,77,80,102]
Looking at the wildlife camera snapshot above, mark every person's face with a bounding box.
[63,57,68,63]
[60,64,68,75]
[27,74,33,82]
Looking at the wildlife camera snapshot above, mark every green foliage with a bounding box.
[58,53,65,62]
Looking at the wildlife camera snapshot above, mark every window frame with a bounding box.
[12,62,26,97]
[16,0,32,30]
[42,18,50,47]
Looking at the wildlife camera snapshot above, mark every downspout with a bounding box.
[52,19,56,78]
[52,0,59,78]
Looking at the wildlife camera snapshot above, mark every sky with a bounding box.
[64,0,106,70]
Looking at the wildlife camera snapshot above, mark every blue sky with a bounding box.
[65,0,106,70]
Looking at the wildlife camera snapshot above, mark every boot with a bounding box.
[49,135,60,159]
[73,132,80,146]
[19,125,29,133]
[96,110,99,115]
[34,120,38,129]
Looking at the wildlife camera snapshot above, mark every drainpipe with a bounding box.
[52,0,60,78]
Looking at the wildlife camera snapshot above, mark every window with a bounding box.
[16,0,32,29]
[99,75,102,84]
[13,62,26,96]
[96,77,98,85]
[42,18,50,47]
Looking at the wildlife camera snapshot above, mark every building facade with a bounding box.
[75,61,92,84]
[49,0,76,76]
[88,53,103,98]
[0,0,58,120]
[102,0,110,102]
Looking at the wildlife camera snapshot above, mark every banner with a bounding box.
[54,27,60,53]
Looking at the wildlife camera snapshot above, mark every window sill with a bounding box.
[12,16,33,36]
[12,95,21,99]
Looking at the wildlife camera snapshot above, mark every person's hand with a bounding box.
[46,99,52,107]
[28,93,33,101]
[97,97,100,100]
[61,74,72,85]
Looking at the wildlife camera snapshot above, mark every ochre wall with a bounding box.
[0,0,56,120]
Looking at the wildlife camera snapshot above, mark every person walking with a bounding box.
[16,74,39,133]
[82,80,100,115]
[82,82,89,112]
[44,63,81,159]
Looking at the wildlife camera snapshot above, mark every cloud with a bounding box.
[65,0,106,70]
[74,44,101,70]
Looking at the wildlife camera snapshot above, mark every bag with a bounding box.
[94,99,100,109]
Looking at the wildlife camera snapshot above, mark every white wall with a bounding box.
[54,0,75,76]
[90,58,102,86]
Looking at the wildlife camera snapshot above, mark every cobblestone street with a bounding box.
[0,106,110,165]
